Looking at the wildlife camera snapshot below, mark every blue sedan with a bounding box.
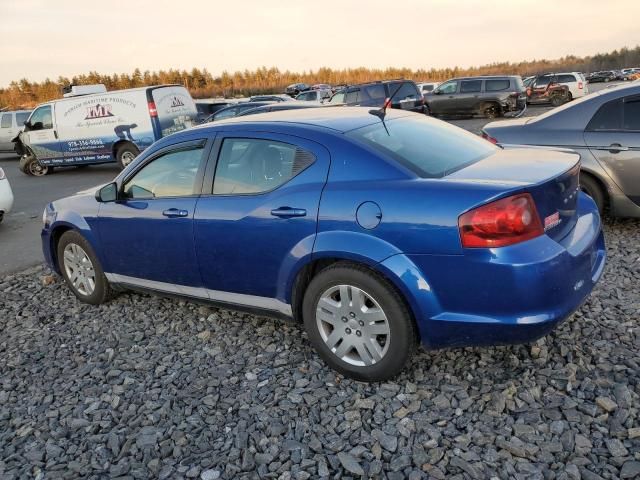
[42,107,606,381]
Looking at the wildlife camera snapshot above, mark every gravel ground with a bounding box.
[1,218,639,480]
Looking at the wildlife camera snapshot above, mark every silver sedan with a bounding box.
[482,83,640,217]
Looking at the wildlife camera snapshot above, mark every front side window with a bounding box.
[213,138,314,195]
[437,81,458,94]
[486,79,511,91]
[123,147,204,199]
[587,99,623,131]
[347,116,496,178]
[328,91,345,104]
[214,107,238,121]
[460,80,482,93]
[28,105,53,129]
[534,75,553,88]
[0,114,11,128]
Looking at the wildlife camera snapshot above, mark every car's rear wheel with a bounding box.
[483,103,501,119]
[550,94,566,107]
[303,263,416,382]
[116,143,139,169]
[57,230,112,305]
[580,173,605,214]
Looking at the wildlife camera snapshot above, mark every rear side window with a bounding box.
[558,74,576,83]
[346,116,496,178]
[485,79,511,91]
[0,114,11,128]
[587,99,623,131]
[16,112,30,125]
[623,96,640,131]
[362,84,386,101]
[460,80,482,93]
[390,82,419,100]
[213,138,315,195]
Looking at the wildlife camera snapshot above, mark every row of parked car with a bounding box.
[587,68,640,83]
[197,72,587,124]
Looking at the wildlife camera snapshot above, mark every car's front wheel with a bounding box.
[303,263,416,382]
[57,230,112,305]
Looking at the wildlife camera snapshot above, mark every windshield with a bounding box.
[346,116,497,178]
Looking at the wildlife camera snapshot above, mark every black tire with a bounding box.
[550,94,566,107]
[18,155,32,175]
[483,103,501,119]
[302,263,417,382]
[115,143,139,170]
[57,230,113,305]
[20,154,50,176]
[580,174,605,214]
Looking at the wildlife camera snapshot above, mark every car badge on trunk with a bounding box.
[544,212,561,231]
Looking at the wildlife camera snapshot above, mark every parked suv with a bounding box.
[285,83,310,97]
[0,110,31,153]
[327,80,425,114]
[424,76,526,118]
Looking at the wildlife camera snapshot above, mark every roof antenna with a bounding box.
[369,81,405,123]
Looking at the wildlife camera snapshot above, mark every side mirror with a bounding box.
[433,90,442,95]
[96,182,118,203]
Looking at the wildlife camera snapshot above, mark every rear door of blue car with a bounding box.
[193,130,331,306]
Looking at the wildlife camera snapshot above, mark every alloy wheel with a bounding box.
[316,284,390,367]
[63,243,96,296]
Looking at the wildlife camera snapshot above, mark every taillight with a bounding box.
[0,168,5,180]
[481,131,498,144]
[148,102,158,117]
[458,193,543,248]
[578,82,583,89]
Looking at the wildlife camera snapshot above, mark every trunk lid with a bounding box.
[446,148,581,242]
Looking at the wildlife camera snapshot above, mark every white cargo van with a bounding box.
[15,84,198,176]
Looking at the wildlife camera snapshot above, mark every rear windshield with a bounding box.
[347,116,497,178]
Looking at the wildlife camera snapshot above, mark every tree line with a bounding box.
[1,46,639,110]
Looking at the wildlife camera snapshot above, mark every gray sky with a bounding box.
[0,0,638,87]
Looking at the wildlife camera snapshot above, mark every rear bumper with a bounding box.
[380,194,606,349]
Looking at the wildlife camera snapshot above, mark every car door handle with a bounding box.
[162,208,189,218]
[271,207,307,218]
[605,143,629,153]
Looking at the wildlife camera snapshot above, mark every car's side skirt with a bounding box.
[104,272,293,317]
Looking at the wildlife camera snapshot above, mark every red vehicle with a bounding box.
[526,75,571,107]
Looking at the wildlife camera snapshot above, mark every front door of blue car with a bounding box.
[97,139,210,289]
[194,132,330,312]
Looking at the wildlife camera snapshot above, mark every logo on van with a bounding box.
[170,96,185,108]
[85,104,114,120]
